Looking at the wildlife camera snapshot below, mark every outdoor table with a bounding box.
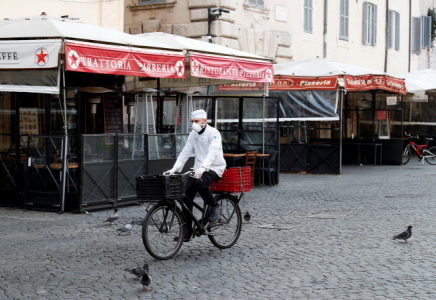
[36,162,79,170]
[223,153,246,167]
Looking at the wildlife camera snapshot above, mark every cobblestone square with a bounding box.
[1,160,436,299]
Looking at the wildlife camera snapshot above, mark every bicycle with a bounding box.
[402,133,436,165]
[140,169,247,260]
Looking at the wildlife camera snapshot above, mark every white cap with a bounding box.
[191,109,207,119]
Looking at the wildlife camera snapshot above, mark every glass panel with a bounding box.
[148,134,175,160]
[241,98,277,152]
[117,133,146,199]
[217,98,239,152]
[81,135,116,203]
[162,97,177,133]
[82,135,116,163]
[0,69,59,93]
[0,92,18,189]
[175,134,190,157]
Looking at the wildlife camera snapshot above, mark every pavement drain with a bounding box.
[257,224,302,230]
[307,214,345,219]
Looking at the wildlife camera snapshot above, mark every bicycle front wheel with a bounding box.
[142,202,185,260]
[208,194,242,249]
[424,146,436,165]
[402,145,411,165]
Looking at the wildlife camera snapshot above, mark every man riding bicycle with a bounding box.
[164,109,226,241]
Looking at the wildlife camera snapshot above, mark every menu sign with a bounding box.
[20,108,39,145]
[103,95,124,144]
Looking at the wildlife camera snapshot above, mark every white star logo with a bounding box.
[67,50,80,70]
[265,68,273,82]
[191,59,199,76]
[175,60,185,77]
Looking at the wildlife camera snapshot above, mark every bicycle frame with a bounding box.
[163,191,242,237]
[408,141,428,158]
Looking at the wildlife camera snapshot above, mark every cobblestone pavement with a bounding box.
[1,159,436,299]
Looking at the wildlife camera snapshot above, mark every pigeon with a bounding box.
[140,265,152,291]
[244,211,251,224]
[105,208,119,225]
[125,263,148,280]
[393,225,413,242]
[119,221,134,235]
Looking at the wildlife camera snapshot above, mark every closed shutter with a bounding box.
[340,0,349,40]
[395,12,400,50]
[363,1,368,44]
[387,10,393,49]
[422,16,432,47]
[413,17,422,54]
[304,0,313,33]
[372,4,377,45]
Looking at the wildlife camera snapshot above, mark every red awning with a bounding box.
[65,41,186,78]
[189,53,274,83]
[217,76,338,91]
[343,75,406,94]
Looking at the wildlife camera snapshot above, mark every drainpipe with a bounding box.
[408,0,412,72]
[384,0,389,72]
[323,0,328,58]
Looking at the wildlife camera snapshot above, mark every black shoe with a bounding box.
[174,230,193,242]
[208,205,222,223]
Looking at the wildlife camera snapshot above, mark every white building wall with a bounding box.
[124,0,436,75]
[0,0,124,32]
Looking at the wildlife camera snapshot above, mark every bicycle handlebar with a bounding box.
[405,132,419,139]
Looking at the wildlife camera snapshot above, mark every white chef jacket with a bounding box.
[173,125,226,177]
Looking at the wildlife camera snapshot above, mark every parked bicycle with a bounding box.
[137,167,250,260]
[402,133,436,165]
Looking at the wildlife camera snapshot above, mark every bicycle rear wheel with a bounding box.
[402,145,411,165]
[142,202,185,260]
[208,194,242,249]
[424,146,436,165]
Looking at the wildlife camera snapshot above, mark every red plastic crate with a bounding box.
[210,167,252,193]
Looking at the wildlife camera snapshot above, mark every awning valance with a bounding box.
[0,39,62,69]
[189,53,274,83]
[64,41,186,78]
[343,75,406,94]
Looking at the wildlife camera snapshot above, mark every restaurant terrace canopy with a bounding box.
[0,15,274,95]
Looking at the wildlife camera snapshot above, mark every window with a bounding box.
[339,0,349,40]
[248,0,264,8]
[304,0,313,34]
[362,1,377,45]
[422,16,432,47]
[138,0,166,5]
[412,17,421,54]
[387,10,400,50]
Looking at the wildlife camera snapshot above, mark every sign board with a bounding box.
[65,41,185,78]
[0,39,62,69]
[386,96,397,105]
[343,75,406,95]
[378,111,387,120]
[275,5,288,22]
[189,53,274,83]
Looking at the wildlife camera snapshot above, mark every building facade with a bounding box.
[0,0,124,32]
[124,0,436,76]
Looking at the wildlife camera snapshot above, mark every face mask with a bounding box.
[192,122,202,132]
